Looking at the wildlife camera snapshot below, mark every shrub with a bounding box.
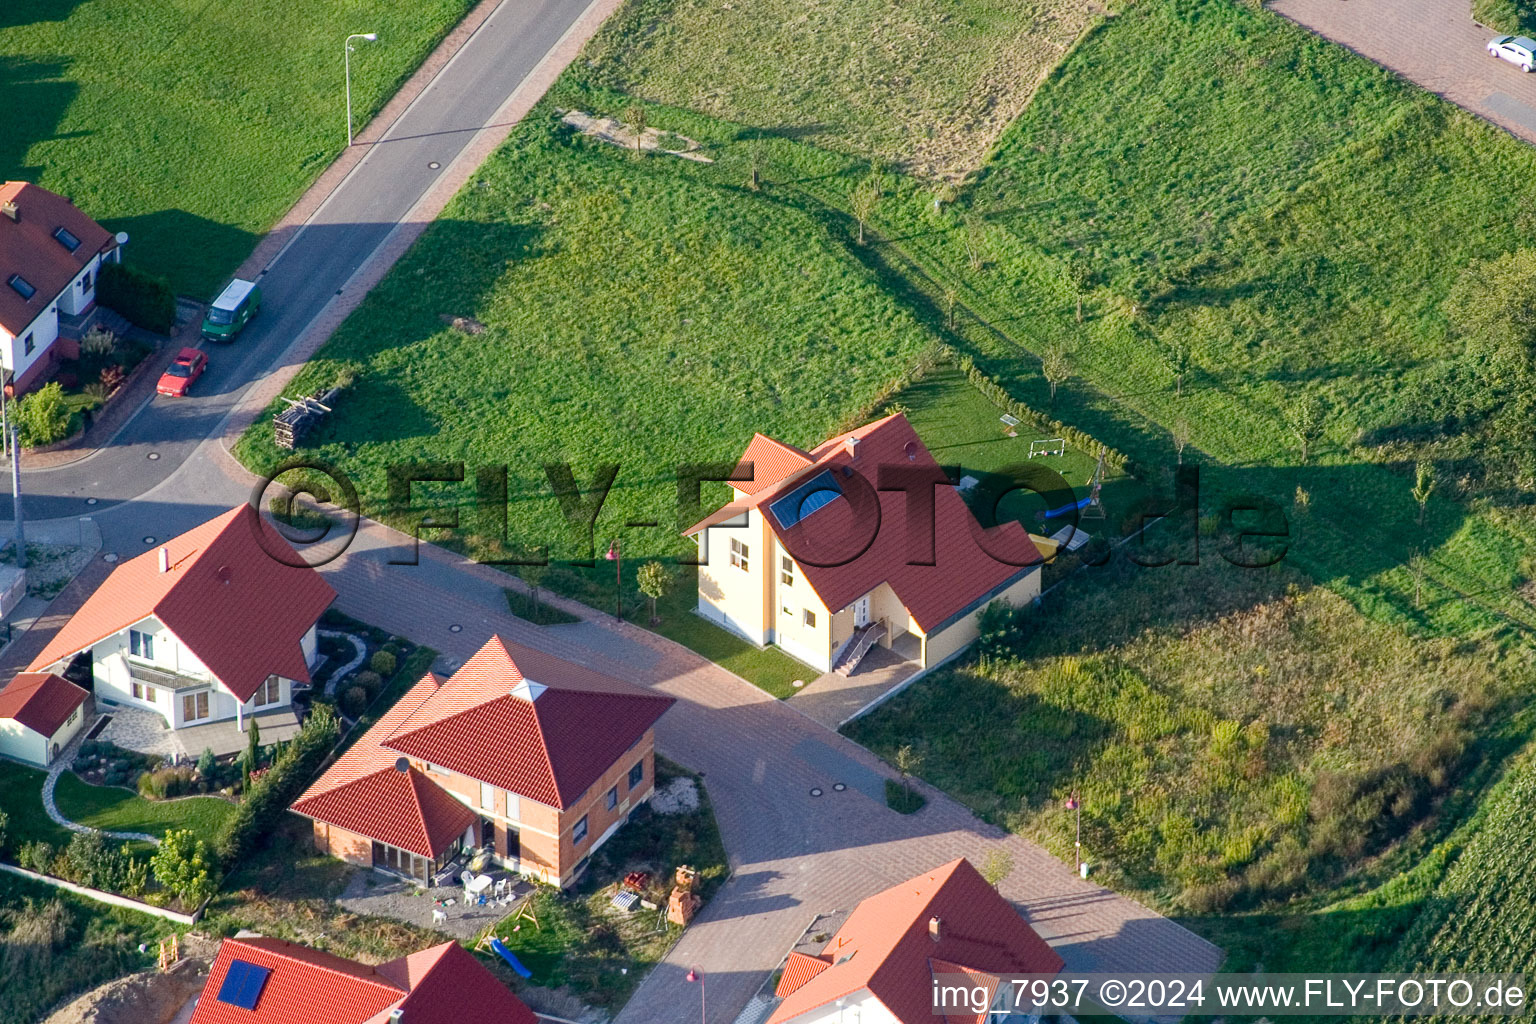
[138,765,194,800]
[341,685,368,717]
[80,325,117,357]
[98,261,175,334]
[0,808,7,856]
[16,383,74,447]
[151,829,219,907]
[99,364,126,394]
[369,650,397,676]
[16,841,54,874]
[60,831,144,892]
[976,599,1028,661]
[1474,0,1536,32]
[197,748,217,777]
[354,670,382,696]
[213,704,340,867]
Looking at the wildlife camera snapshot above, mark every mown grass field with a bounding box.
[0,760,73,850]
[579,0,1100,178]
[1,0,474,295]
[846,555,1530,914]
[53,773,236,840]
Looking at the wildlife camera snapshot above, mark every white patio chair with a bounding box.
[494,878,509,898]
[431,909,447,926]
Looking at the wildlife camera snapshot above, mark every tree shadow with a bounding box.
[0,0,87,31]
[101,208,261,298]
[0,55,80,181]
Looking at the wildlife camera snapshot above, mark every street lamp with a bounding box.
[1064,790,1082,876]
[686,966,705,1024]
[344,32,378,146]
[605,539,622,620]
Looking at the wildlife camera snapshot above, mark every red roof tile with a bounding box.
[733,433,814,496]
[379,636,674,809]
[767,858,1063,1024]
[28,505,335,702]
[294,636,674,848]
[290,764,477,859]
[190,937,536,1024]
[688,415,1042,633]
[0,182,115,336]
[776,951,833,997]
[0,671,88,736]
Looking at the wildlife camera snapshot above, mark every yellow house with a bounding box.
[686,414,1044,677]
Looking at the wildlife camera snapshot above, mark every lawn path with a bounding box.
[41,730,159,845]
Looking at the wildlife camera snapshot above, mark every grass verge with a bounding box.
[53,773,235,840]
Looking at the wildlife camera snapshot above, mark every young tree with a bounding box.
[943,286,958,331]
[517,561,550,617]
[1169,343,1191,397]
[850,173,882,245]
[243,718,261,775]
[747,132,766,190]
[963,213,987,271]
[1041,346,1071,405]
[894,744,924,809]
[1412,461,1436,529]
[980,847,1015,889]
[152,829,219,907]
[623,104,647,155]
[1172,417,1191,466]
[1284,395,1327,465]
[636,561,672,624]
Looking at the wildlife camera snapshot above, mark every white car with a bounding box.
[1488,35,1536,71]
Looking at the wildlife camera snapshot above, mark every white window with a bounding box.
[803,609,817,628]
[480,781,496,812]
[130,682,157,703]
[129,629,154,661]
[253,677,281,706]
[605,786,618,811]
[781,601,792,617]
[505,792,521,822]
[22,333,34,356]
[573,815,589,844]
[780,555,794,586]
[65,707,78,727]
[729,538,750,571]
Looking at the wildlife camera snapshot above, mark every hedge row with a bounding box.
[98,262,176,335]
[212,704,339,867]
[1473,0,1536,33]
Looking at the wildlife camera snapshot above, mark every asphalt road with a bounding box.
[6,0,591,540]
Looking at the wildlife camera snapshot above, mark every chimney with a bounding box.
[928,916,942,943]
[1,201,16,222]
[389,1011,404,1023]
[845,435,861,459]
[157,547,170,573]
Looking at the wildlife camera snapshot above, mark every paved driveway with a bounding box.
[1272,0,1536,144]
[307,515,1223,1024]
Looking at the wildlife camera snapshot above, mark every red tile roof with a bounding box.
[688,414,1042,633]
[733,433,814,496]
[0,181,116,336]
[28,505,335,702]
[775,951,833,997]
[290,763,477,859]
[294,636,674,848]
[0,671,89,737]
[190,937,536,1024]
[768,858,1064,1024]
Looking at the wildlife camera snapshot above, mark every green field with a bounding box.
[1,0,473,295]
[53,773,236,840]
[234,112,939,563]
[580,0,1099,178]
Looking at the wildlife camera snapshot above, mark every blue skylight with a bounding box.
[769,470,844,529]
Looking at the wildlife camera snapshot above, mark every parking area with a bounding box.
[1271,0,1536,145]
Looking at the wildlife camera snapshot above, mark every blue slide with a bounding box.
[1040,494,1092,520]
[489,938,533,979]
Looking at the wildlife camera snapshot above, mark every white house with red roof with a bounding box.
[686,414,1044,676]
[27,505,335,756]
[0,671,91,766]
[294,634,674,887]
[768,858,1064,1024]
[0,181,121,394]
[189,935,536,1024]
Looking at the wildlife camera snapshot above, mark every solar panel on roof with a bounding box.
[216,959,272,1010]
[768,470,844,529]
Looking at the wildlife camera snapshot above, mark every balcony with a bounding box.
[125,659,210,692]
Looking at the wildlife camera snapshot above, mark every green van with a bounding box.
[202,278,262,341]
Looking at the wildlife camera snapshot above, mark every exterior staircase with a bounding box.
[58,304,132,342]
[833,621,886,677]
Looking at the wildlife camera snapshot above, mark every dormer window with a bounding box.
[7,274,35,300]
[53,227,81,252]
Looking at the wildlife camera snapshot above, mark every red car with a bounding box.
[157,348,208,397]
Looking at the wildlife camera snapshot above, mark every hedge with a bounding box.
[1474,0,1536,32]
[212,704,339,867]
[98,262,176,335]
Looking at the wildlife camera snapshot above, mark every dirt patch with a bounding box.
[560,110,713,162]
[42,956,209,1024]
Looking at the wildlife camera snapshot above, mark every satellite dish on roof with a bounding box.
[114,231,129,246]
[216,565,233,585]
[395,757,410,773]
[904,441,919,462]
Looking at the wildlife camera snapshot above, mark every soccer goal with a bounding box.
[1028,438,1066,458]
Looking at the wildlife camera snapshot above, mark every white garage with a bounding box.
[0,672,90,767]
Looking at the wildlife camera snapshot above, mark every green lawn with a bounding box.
[504,587,581,626]
[234,109,940,566]
[0,760,73,850]
[578,0,1099,177]
[53,772,235,840]
[1,0,474,295]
